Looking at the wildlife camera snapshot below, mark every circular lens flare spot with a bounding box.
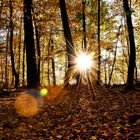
[76,53,92,71]
[40,88,48,96]
[15,93,38,117]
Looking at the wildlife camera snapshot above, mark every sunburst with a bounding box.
[75,52,92,72]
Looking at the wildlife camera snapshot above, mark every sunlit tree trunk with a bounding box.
[104,50,107,85]
[9,0,19,88]
[108,25,122,85]
[4,30,9,88]
[59,0,75,87]
[23,0,38,88]
[123,0,136,88]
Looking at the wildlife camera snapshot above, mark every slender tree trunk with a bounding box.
[0,0,2,19]
[47,48,50,86]
[17,17,22,87]
[123,0,136,88]
[22,38,25,86]
[97,0,101,84]
[41,37,45,85]
[9,0,19,88]
[1,56,4,84]
[35,28,40,86]
[47,31,53,86]
[59,0,75,87]
[135,65,138,83]
[4,30,9,88]
[108,25,122,85]
[32,8,40,86]
[82,0,86,49]
[104,50,107,85]
[23,0,38,88]
[50,39,56,86]
[0,55,2,84]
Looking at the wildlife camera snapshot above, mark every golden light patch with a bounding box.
[43,85,64,101]
[15,92,38,117]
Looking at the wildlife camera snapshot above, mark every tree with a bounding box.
[32,7,41,86]
[97,0,101,84]
[59,0,75,87]
[123,0,136,88]
[82,0,86,49]
[9,0,19,88]
[23,0,38,88]
[50,39,56,86]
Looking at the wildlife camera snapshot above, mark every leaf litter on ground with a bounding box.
[0,85,140,140]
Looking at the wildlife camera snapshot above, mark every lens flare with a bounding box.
[15,92,38,117]
[76,53,92,71]
[40,88,48,96]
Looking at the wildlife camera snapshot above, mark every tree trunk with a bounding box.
[9,0,19,88]
[23,0,38,88]
[59,0,75,87]
[47,31,53,86]
[0,0,2,19]
[22,38,25,86]
[41,37,45,85]
[4,30,9,88]
[47,45,50,86]
[97,0,101,84]
[123,0,136,88]
[32,7,40,86]
[82,0,86,49]
[50,39,56,86]
[35,27,40,86]
[108,25,122,85]
[17,17,22,87]
[104,50,107,85]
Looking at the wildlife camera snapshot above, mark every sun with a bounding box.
[75,52,92,71]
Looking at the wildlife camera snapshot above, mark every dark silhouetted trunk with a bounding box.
[41,37,45,84]
[9,0,19,88]
[50,39,56,86]
[35,27,40,86]
[32,7,40,86]
[47,31,53,86]
[22,39,25,86]
[97,0,101,84]
[82,0,86,49]
[47,45,50,86]
[59,0,75,87]
[123,0,136,88]
[17,17,22,87]
[23,0,38,88]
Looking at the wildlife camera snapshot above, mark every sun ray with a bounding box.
[63,43,103,93]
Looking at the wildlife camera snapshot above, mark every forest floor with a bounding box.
[0,85,140,140]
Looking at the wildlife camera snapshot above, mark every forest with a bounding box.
[0,0,140,139]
